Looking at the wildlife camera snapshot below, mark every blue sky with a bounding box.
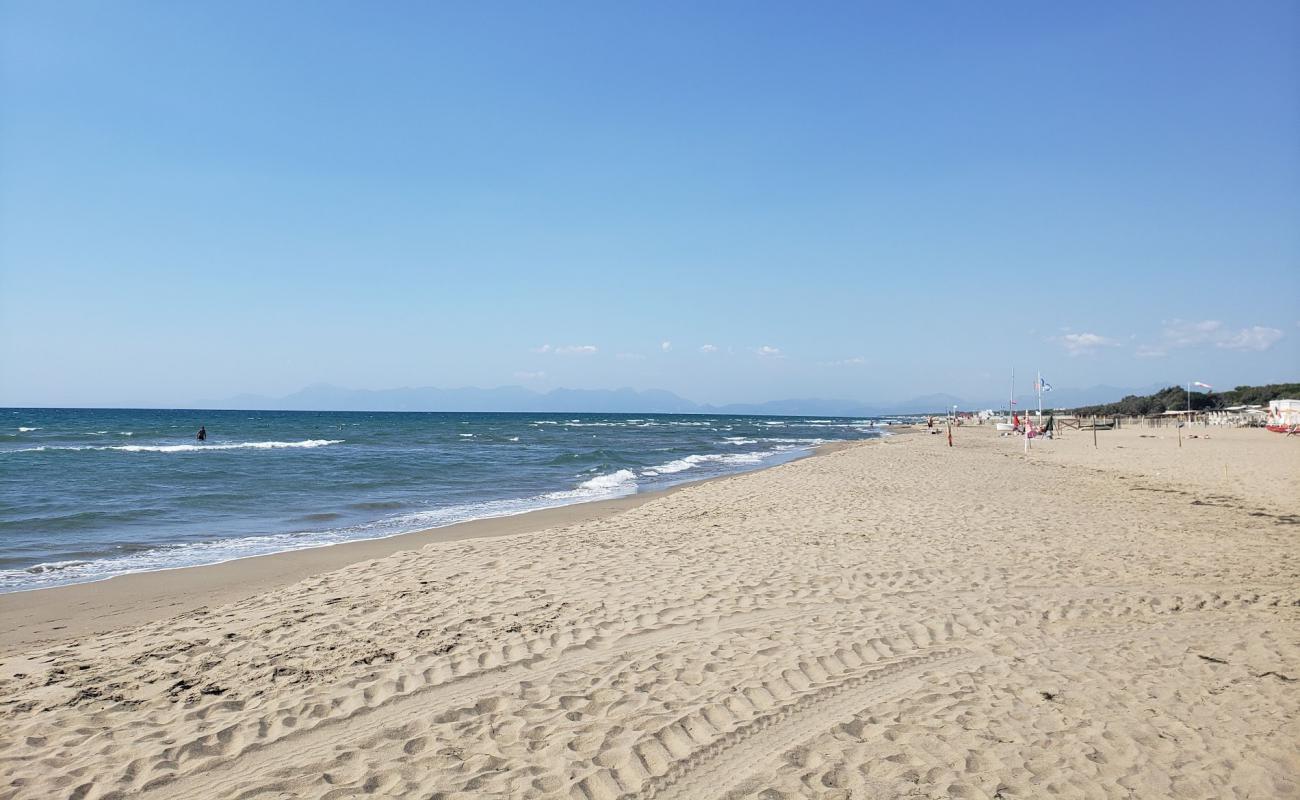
[2,1,1297,407]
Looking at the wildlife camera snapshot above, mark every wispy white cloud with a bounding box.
[1136,319,1284,357]
[513,370,546,381]
[699,344,718,354]
[819,356,866,367]
[1217,325,1283,351]
[1162,319,1223,348]
[1059,332,1120,356]
[754,345,783,358]
[535,344,598,355]
[660,341,672,352]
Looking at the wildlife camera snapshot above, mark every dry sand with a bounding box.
[1,426,1296,799]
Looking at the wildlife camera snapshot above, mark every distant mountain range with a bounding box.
[197,382,1173,417]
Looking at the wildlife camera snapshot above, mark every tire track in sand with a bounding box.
[631,624,1240,800]
[623,648,976,800]
[141,606,815,799]
[145,591,1286,798]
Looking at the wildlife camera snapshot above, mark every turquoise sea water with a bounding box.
[0,409,889,592]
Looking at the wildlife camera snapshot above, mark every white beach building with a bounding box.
[1266,399,1300,432]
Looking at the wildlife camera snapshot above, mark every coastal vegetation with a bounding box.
[1067,383,1300,417]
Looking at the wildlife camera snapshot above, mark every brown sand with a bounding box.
[1,427,1296,799]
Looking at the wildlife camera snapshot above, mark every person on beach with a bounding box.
[197,426,207,442]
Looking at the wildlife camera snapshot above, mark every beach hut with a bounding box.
[1266,399,1300,433]
[1206,405,1267,427]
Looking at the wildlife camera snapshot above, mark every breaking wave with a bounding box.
[5,439,344,455]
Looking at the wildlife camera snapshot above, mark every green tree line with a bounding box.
[1067,383,1300,417]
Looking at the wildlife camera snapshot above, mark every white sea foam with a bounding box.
[761,437,827,445]
[17,427,39,432]
[576,469,637,492]
[119,439,344,452]
[2,481,616,592]
[640,449,788,477]
[641,457,702,475]
[2,461,652,590]
[459,433,475,438]
[22,559,92,574]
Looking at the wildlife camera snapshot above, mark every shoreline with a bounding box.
[0,438,867,654]
[2,425,1295,799]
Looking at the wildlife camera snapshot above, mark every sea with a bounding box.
[0,408,891,593]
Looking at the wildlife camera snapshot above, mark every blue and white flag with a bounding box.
[1037,377,1052,393]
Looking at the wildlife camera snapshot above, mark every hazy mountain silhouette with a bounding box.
[200,382,1172,416]
[208,384,700,414]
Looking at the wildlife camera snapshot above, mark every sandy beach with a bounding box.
[1,425,1297,799]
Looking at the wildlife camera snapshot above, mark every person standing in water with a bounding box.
[197,426,207,442]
